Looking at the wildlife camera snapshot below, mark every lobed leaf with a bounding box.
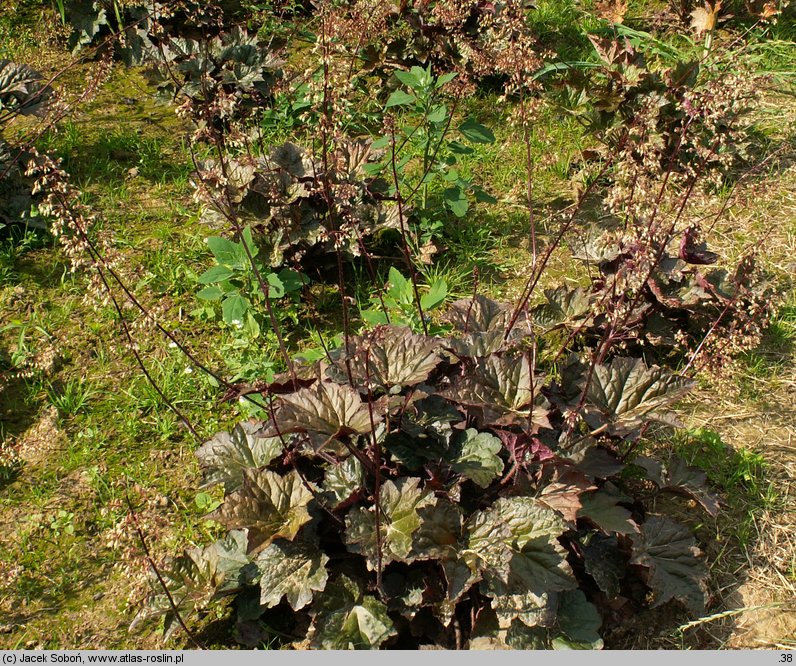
[130,531,254,638]
[321,456,365,508]
[272,382,376,439]
[532,286,591,331]
[334,326,442,390]
[553,590,603,649]
[630,515,708,613]
[445,295,525,356]
[443,354,550,428]
[582,534,626,599]
[310,576,396,649]
[256,538,329,611]
[211,468,313,554]
[583,357,695,434]
[578,485,638,534]
[345,477,435,569]
[196,421,284,493]
[450,429,505,488]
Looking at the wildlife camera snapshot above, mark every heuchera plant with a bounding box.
[132,295,718,649]
[0,59,53,231]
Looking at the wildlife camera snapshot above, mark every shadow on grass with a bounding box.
[38,127,192,190]
[601,424,781,648]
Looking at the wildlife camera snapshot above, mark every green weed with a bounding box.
[45,377,99,418]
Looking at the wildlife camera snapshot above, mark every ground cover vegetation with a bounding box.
[1,0,795,650]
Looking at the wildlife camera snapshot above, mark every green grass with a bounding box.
[673,427,778,548]
[45,377,99,418]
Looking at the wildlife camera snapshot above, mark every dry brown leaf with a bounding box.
[596,0,628,23]
[757,1,779,19]
[690,1,721,35]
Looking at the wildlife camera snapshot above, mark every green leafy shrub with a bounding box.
[360,266,448,333]
[133,299,719,648]
[192,226,307,383]
[376,65,496,226]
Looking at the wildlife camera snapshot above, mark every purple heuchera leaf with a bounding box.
[631,515,708,613]
[442,354,550,429]
[270,381,377,439]
[330,325,442,389]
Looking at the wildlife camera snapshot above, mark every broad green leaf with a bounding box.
[444,186,469,217]
[472,185,498,203]
[310,576,396,649]
[448,140,474,155]
[322,456,365,508]
[386,266,411,302]
[443,168,460,182]
[241,225,257,256]
[256,538,329,611]
[273,382,376,438]
[361,308,389,325]
[198,265,235,284]
[553,590,603,649]
[211,468,313,554]
[410,65,430,84]
[420,279,448,311]
[630,515,708,613]
[427,104,447,123]
[578,488,638,535]
[436,72,457,87]
[385,89,416,108]
[337,326,442,390]
[345,477,435,569]
[266,272,285,298]
[458,117,495,144]
[394,69,419,88]
[196,421,284,493]
[222,293,249,325]
[583,357,695,435]
[278,267,308,293]
[196,285,224,301]
[207,236,245,268]
[451,429,504,488]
